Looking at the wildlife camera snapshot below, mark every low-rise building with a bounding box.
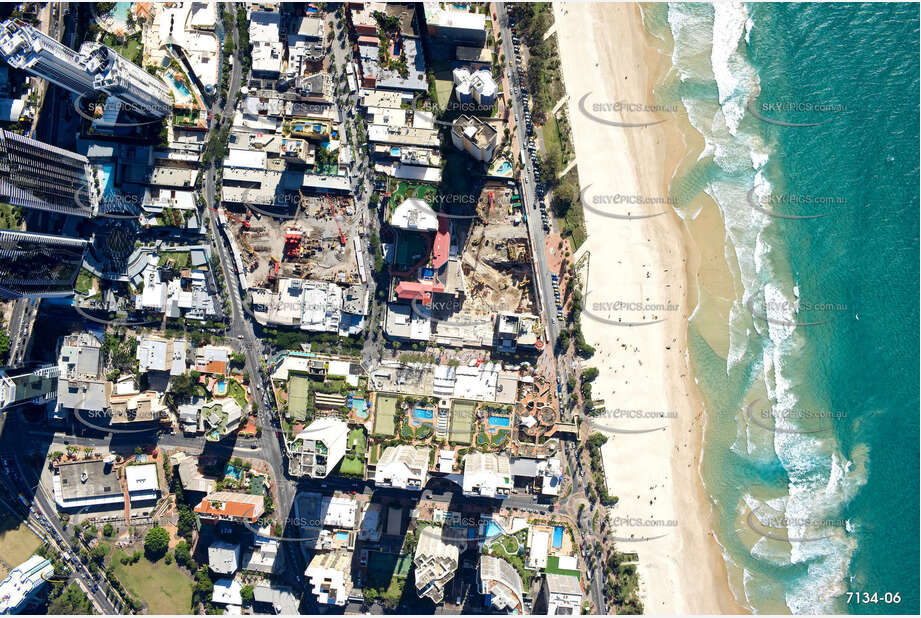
[479,555,525,613]
[462,452,513,498]
[208,539,241,575]
[52,460,159,511]
[251,278,367,336]
[374,445,429,490]
[136,336,188,375]
[243,526,283,574]
[414,526,460,603]
[536,573,583,615]
[305,550,353,606]
[289,417,350,478]
[212,578,243,608]
[194,491,265,524]
[253,583,300,615]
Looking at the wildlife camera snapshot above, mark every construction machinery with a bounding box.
[224,210,251,229]
[284,229,303,259]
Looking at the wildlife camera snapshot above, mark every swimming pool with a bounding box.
[485,520,502,539]
[552,526,563,549]
[488,415,511,427]
[170,75,191,97]
[215,380,228,396]
[351,397,368,418]
[335,531,349,541]
[496,160,512,175]
[224,464,242,480]
[108,2,131,28]
[413,408,434,420]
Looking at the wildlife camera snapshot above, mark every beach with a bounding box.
[552,3,745,614]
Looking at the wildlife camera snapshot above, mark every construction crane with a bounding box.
[328,197,346,245]
[488,191,495,217]
[224,210,250,229]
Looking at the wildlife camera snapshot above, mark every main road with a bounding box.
[202,5,309,583]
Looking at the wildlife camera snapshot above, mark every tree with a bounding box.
[103,523,114,537]
[174,540,192,567]
[144,526,170,559]
[48,582,93,614]
[240,585,254,604]
[90,543,108,564]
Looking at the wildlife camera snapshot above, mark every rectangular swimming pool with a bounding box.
[488,415,511,427]
[552,525,564,549]
[413,407,434,420]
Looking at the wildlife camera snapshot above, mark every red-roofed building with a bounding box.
[395,280,445,307]
[194,491,265,524]
[357,35,379,46]
[432,217,450,270]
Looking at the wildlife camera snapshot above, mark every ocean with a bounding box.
[643,2,919,614]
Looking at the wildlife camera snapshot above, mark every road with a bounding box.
[202,6,309,584]
[494,3,576,421]
[6,298,37,365]
[0,419,121,613]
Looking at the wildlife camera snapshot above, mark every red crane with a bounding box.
[328,198,346,245]
[224,210,250,229]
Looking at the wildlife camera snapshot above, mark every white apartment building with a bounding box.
[414,527,460,603]
[374,445,430,490]
[479,555,525,613]
[305,550,353,606]
[289,417,349,478]
[462,452,513,498]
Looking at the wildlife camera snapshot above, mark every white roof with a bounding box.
[212,579,242,605]
[326,360,351,378]
[208,540,241,575]
[125,464,160,493]
[0,554,53,614]
[224,148,267,169]
[528,529,550,569]
[391,198,438,231]
[321,495,358,528]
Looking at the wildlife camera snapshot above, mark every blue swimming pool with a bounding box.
[390,147,401,156]
[351,397,368,418]
[497,160,512,174]
[224,464,242,480]
[170,74,191,97]
[488,415,511,427]
[552,525,563,549]
[215,380,228,396]
[414,408,434,420]
[485,520,502,539]
[335,531,348,541]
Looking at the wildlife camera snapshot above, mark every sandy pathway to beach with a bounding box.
[552,3,746,614]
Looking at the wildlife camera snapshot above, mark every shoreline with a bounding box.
[552,3,746,614]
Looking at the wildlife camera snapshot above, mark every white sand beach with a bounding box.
[552,3,746,614]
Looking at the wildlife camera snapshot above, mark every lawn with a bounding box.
[546,555,582,578]
[391,181,438,206]
[449,400,476,445]
[74,268,96,295]
[158,251,191,269]
[541,114,563,164]
[372,394,399,437]
[103,32,143,66]
[228,379,248,410]
[429,59,455,109]
[110,549,193,614]
[340,456,364,476]
[287,375,310,421]
[348,428,367,456]
[0,516,42,568]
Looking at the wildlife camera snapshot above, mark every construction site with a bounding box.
[224,191,366,289]
[459,184,537,318]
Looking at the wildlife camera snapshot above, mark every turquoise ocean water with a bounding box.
[646,2,918,614]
